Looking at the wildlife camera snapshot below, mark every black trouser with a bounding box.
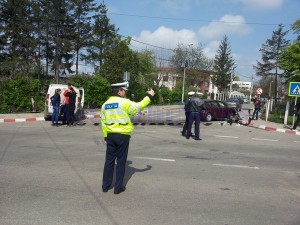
[102,133,130,192]
[182,112,189,136]
[67,105,75,125]
[186,112,200,139]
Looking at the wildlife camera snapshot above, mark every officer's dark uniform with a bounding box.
[186,96,202,140]
[182,92,194,136]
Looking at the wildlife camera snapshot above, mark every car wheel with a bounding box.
[206,113,212,122]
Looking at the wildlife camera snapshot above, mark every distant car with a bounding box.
[225,98,242,111]
[200,100,236,122]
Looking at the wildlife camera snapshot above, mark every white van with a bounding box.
[44,84,85,120]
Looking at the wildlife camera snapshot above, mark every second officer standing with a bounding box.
[185,92,202,140]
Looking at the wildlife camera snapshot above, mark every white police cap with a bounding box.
[188,91,195,96]
[111,81,129,91]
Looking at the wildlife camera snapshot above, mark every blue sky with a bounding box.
[100,0,299,82]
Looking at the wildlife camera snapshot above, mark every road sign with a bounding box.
[256,88,263,95]
[288,82,300,97]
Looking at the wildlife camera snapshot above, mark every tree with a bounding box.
[0,0,38,78]
[279,20,300,82]
[69,0,99,75]
[254,24,289,103]
[85,2,119,71]
[171,43,213,91]
[212,35,235,93]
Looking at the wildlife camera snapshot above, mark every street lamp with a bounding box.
[181,43,193,103]
[229,63,237,98]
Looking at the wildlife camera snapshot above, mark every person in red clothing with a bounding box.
[251,95,261,120]
[64,86,77,126]
[60,84,72,124]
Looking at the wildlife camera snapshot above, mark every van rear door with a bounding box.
[78,87,84,108]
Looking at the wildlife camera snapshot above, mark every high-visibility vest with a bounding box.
[101,96,151,137]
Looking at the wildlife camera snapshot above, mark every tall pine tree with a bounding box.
[254,24,289,103]
[85,2,119,72]
[69,0,99,75]
[0,0,37,77]
[212,35,235,93]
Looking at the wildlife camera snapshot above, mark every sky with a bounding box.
[99,0,300,82]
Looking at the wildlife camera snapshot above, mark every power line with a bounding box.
[119,34,174,51]
[108,12,291,26]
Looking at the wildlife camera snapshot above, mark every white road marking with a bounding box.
[213,135,238,139]
[134,156,175,162]
[251,138,278,142]
[16,126,39,128]
[213,163,259,169]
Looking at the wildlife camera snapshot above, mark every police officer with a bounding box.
[101,82,155,194]
[182,92,195,136]
[185,92,202,140]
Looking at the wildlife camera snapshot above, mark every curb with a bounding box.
[0,114,101,123]
[256,125,300,135]
[0,117,45,123]
[1,114,299,136]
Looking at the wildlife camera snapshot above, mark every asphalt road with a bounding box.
[0,121,300,225]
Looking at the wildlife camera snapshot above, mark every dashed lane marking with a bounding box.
[133,156,175,162]
[251,138,278,142]
[213,135,239,139]
[213,163,259,169]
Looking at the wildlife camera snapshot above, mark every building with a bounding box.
[232,81,252,91]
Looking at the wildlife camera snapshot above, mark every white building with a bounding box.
[232,81,252,91]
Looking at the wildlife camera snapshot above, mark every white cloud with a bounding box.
[203,41,219,58]
[198,15,252,40]
[133,26,198,49]
[238,0,284,10]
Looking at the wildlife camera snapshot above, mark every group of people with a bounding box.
[50,84,77,127]
[182,91,203,140]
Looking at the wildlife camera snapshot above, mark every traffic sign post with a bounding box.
[288,82,300,97]
[256,88,263,96]
[288,82,300,128]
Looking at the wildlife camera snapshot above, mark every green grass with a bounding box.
[260,110,295,125]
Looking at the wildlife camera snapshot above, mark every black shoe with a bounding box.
[186,136,190,139]
[114,186,126,194]
[102,188,109,193]
[195,138,202,140]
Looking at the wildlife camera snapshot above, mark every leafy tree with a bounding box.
[171,43,213,90]
[254,24,289,102]
[212,35,235,92]
[70,74,111,108]
[279,20,300,82]
[99,38,157,102]
[0,78,42,113]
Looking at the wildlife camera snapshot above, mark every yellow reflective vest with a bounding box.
[101,95,151,137]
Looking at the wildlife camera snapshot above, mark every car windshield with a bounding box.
[218,102,226,108]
